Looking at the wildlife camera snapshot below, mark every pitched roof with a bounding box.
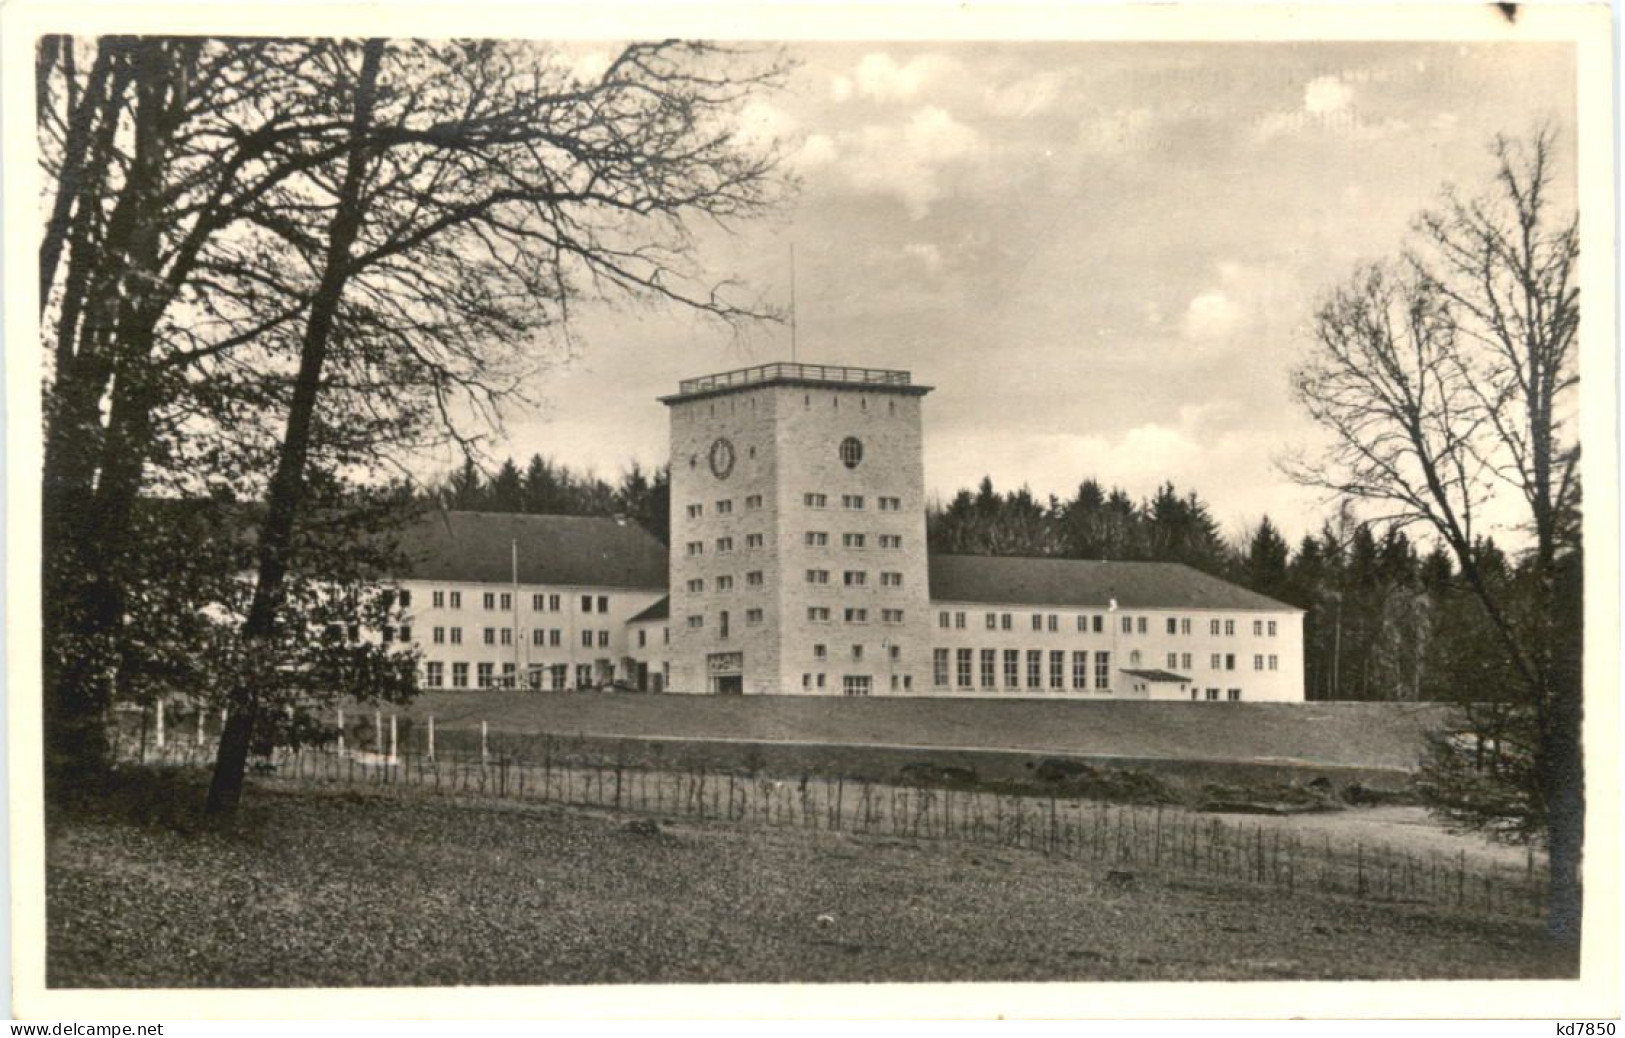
[394,511,668,590]
[928,554,1298,612]
[628,596,670,623]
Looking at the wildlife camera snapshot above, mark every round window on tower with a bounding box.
[839,437,864,469]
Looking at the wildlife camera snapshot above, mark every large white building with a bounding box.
[393,362,1304,701]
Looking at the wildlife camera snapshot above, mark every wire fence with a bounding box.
[119,708,1549,922]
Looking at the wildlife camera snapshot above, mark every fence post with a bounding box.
[197,706,205,746]
[428,715,436,761]
[337,708,345,754]
[374,710,383,756]
[155,698,166,751]
[389,714,398,766]
[481,721,489,765]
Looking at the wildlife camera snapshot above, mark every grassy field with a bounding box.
[396,693,1451,772]
[46,773,1573,987]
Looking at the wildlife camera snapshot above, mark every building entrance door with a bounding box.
[713,674,744,695]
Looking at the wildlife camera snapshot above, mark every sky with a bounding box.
[485,41,1577,547]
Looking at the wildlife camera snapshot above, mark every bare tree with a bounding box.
[1289,128,1582,940]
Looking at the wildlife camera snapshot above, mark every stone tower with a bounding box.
[661,363,933,695]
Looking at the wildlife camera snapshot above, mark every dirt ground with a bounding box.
[45,776,1575,988]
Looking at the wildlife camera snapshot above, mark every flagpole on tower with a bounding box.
[789,242,798,364]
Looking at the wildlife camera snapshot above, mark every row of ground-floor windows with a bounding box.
[932,648,1111,691]
[421,660,669,691]
[1195,688,1244,701]
[800,674,901,695]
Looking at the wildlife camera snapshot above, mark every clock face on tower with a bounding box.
[708,437,736,480]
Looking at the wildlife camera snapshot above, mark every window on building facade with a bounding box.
[433,627,445,644]
[1225,620,1236,636]
[477,663,494,689]
[450,627,463,644]
[980,649,997,688]
[1049,614,1059,632]
[956,648,973,688]
[1129,650,1141,665]
[879,534,903,549]
[484,592,496,610]
[746,533,764,549]
[851,644,863,661]
[955,612,966,629]
[1027,650,1042,688]
[881,572,902,587]
[1253,620,1264,636]
[805,493,827,508]
[1049,650,1065,689]
[1001,613,1013,631]
[425,662,443,688]
[1137,617,1147,634]
[449,591,462,609]
[843,533,866,549]
[882,608,904,624]
[686,504,702,519]
[1225,654,1236,671]
[498,593,511,611]
[1167,617,1178,635]
[938,611,950,629]
[598,596,608,613]
[531,593,544,611]
[716,575,734,592]
[500,628,512,646]
[686,541,703,556]
[452,663,469,689]
[986,613,998,630]
[577,664,593,688]
[549,594,560,611]
[716,537,734,553]
[809,607,831,622]
[1032,613,1043,632]
[1210,619,1221,636]
[879,496,902,511]
[1181,618,1192,635]
[1168,653,1178,669]
[746,571,764,587]
[1004,649,1020,687]
[814,643,828,661]
[716,499,732,514]
[687,615,703,629]
[1268,620,1278,637]
[1268,655,1279,671]
[581,595,594,613]
[746,494,763,510]
[842,494,865,510]
[1228,688,1242,701]
[1095,652,1111,690]
[746,608,763,625]
[843,675,872,697]
[1181,652,1192,669]
[597,631,609,648]
[806,569,830,585]
[1206,688,1220,701]
[1073,651,1088,689]
[844,608,868,623]
[483,628,496,645]
[1210,653,1222,669]
[581,630,593,648]
[687,578,704,593]
[1122,616,1133,634]
[806,531,828,547]
[433,590,445,609]
[933,648,949,686]
[1254,654,1264,671]
[718,611,730,639]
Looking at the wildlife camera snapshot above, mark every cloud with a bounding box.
[837,52,958,104]
[1182,290,1245,342]
[983,70,1071,118]
[902,243,944,272]
[1303,75,1355,115]
[838,106,985,218]
[796,133,839,168]
[735,100,796,148]
[1076,107,1156,154]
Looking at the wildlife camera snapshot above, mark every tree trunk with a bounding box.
[206,38,386,815]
